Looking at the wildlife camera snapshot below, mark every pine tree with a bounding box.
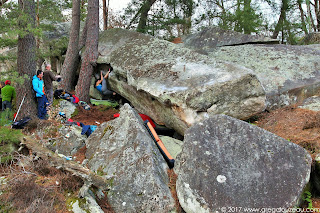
[60,0,81,91]
[75,0,99,102]
[16,0,38,120]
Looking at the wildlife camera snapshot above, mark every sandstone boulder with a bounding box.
[208,44,320,109]
[97,28,266,135]
[182,26,278,53]
[85,104,176,212]
[58,99,76,119]
[298,96,320,111]
[54,125,86,156]
[181,27,320,110]
[175,114,312,212]
[159,136,183,159]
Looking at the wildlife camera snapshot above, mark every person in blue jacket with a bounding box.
[95,69,116,98]
[32,70,48,119]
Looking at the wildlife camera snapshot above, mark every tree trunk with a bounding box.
[16,0,38,120]
[298,0,308,35]
[103,0,107,30]
[36,0,43,69]
[137,0,157,33]
[181,0,194,35]
[0,0,9,7]
[316,0,320,31]
[75,0,99,103]
[306,0,317,31]
[243,0,251,34]
[79,17,88,51]
[272,0,288,39]
[60,0,81,92]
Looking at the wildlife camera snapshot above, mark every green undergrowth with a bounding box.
[0,127,24,163]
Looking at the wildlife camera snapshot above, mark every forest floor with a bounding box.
[1,103,320,211]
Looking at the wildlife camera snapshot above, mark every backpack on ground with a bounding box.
[12,117,31,129]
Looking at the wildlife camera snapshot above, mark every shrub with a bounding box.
[0,127,24,163]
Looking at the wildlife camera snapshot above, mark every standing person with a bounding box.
[0,82,5,111]
[32,70,48,120]
[1,80,16,111]
[43,64,61,107]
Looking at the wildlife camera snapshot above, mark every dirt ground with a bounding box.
[252,105,320,208]
[254,105,320,159]
[71,104,119,126]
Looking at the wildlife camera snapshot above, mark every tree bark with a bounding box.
[298,0,308,35]
[0,0,9,7]
[17,0,38,120]
[79,17,88,51]
[103,0,107,30]
[137,0,157,33]
[272,0,288,39]
[75,0,99,103]
[60,0,81,91]
[243,0,251,34]
[316,0,320,31]
[306,0,317,31]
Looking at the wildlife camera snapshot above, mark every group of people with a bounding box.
[1,63,115,120]
[32,64,61,119]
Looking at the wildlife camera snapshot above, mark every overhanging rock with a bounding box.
[97,28,266,135]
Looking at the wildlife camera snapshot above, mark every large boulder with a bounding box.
[208,44,320,109]
[97,28,266,135]
[181,27,320,110]
[175,114,312,212]
[85,104,176,212]
[54,125,86,156]
[181,26,278,53]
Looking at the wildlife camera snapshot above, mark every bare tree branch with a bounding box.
[21,136,112,191]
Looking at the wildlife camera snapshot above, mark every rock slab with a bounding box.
[85,104,176,213]
[175,115,312,212]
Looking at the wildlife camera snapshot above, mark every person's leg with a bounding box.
[45,89,54,106]
[2,101,5,111]
[2,101,11,111]
[43,96,49,118]
[101,78,115,97]
[37,97,46,119]
[6,101,12,110]
[101,78,108,92]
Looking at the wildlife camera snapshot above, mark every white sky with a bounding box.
[108,0,131,12]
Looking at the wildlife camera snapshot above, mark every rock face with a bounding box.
[182,26,278,53]
[97,28,266,135]
[159,136,184,159]
[85,104,176,213]
[298,96,320,111]
[208,44,320,109]
[175,115,312,212]
[55,125,86,156]
[181,27,320,110]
